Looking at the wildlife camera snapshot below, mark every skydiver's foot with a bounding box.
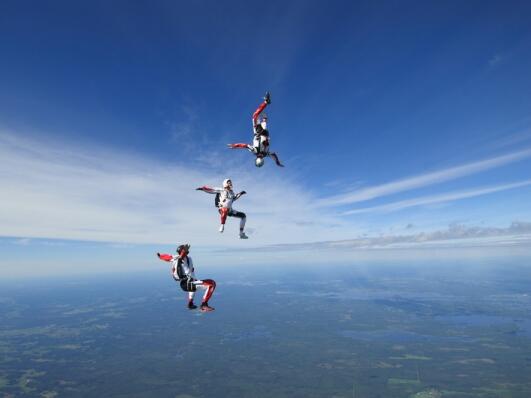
[264,91,271,104]
[188,302,197,310]
[200,303,215,312]
[239,232,248,239]
[219,224,225,233]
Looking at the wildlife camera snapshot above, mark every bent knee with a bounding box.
[205,279,216,289]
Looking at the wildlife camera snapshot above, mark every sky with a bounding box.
[1,0,531,277]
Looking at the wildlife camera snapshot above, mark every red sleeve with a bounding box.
[197,186,216,194]
[158,253,173,262]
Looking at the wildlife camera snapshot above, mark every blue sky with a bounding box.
[1,0,531,277]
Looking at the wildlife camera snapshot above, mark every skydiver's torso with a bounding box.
[219,189,237,209]
[252,134,269,155]
[171,255,195,280]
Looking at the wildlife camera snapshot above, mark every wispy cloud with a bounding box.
[2,129,530,252]
[11,238,31,245]
[343,180,531,215]
[225,222,531,253]
[0,130,352,246]
[316,148,531,207]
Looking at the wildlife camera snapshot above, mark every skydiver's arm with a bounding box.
[157,253,173,262]
[195,186,222,194]
[234,191,247,200]
[269,153,284,167]
[227,143,251,149]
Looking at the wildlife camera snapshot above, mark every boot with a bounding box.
[200,302,215,312]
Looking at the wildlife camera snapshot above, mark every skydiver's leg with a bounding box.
[229,210,247,238]
[252,101,268,126]
[219,207,229,232]
[219,208,229,224]
[187,291,196,309]
[180,279,198,309]
[195,279,216,302]
[193,279,216,310]
[228,210,246,230]
[269,152,284,167]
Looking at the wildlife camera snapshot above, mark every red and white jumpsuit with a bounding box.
[157,253,216,309]
[228,96,283,167]
[196,183,247,237]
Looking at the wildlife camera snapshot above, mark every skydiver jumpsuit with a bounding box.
[158,253,216,306]
[228,99,283,166]
[251,100,270,156]
[198,186,247,231]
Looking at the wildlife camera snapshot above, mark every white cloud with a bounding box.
[2,130,530,252]
[0,131,354,246]
[11,238,31,245]
[343,180,531,215]
[223,222,531,253]
[316,148,531,207]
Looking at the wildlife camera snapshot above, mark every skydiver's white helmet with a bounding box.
[255,157,264,167]
[223,178,232,189]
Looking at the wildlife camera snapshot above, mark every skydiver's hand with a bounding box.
[195,187,203,191]
[157,252,161,258]
[239,191,247,196]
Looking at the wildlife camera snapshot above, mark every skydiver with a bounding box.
[196,178,249,239]
[227,92,284,167]
[157,244,216,312]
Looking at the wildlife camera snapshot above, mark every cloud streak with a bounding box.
[225,222,531,253]
[316,148,531,207]
[2,130,530,250]
[343,180,531,215]
[0,131,353,246]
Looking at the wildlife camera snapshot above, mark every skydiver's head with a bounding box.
[177,244,190,256]
[223,179,232,190]
[255,157,264,168]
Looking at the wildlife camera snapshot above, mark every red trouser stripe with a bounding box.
[252,101,267,123]
[219,207,229,224]
[201,279,216,302]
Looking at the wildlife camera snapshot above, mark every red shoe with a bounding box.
[200,303,215,312]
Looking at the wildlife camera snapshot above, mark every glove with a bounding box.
[239,191,247,195]
[157,252,161,258]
